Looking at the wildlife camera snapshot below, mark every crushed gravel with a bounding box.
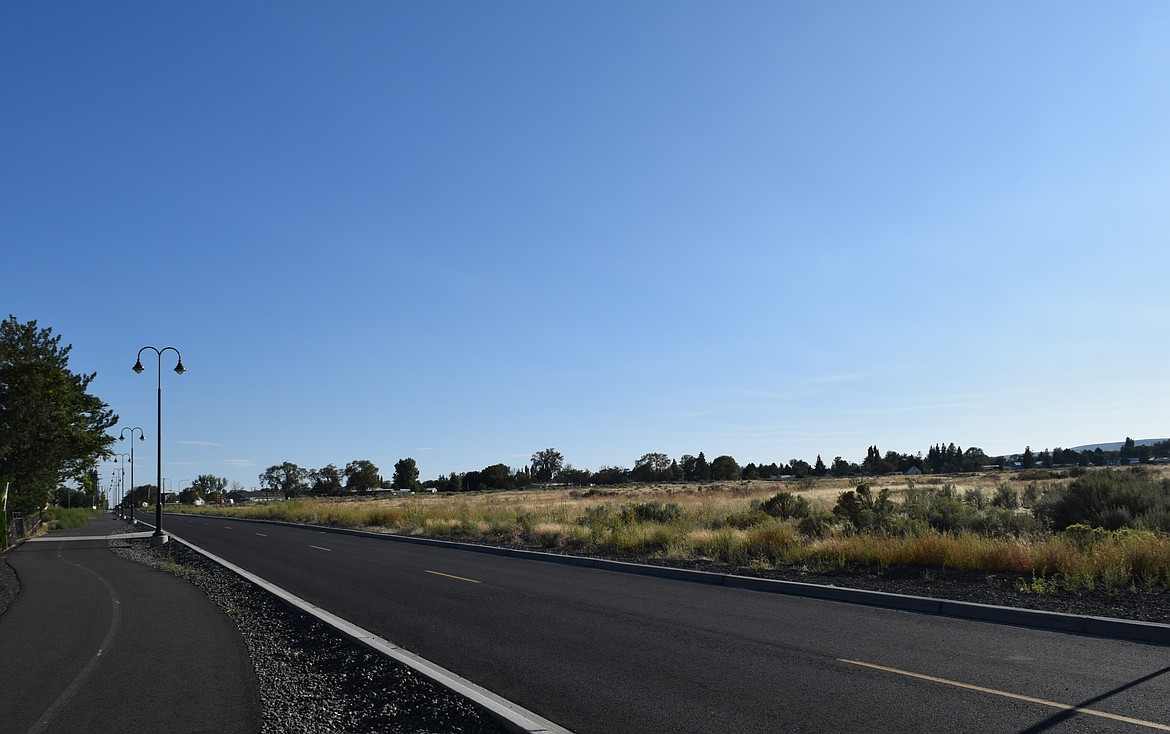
[108,537,506,734]
[682,559,1170,624]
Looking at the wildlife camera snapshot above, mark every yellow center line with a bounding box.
[309,545,331,552]
[839,659,1170,731]
[425,569,481,584]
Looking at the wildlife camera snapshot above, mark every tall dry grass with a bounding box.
[178,468,1170,592]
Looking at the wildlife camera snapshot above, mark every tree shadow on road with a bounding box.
[1016,665,1170,733]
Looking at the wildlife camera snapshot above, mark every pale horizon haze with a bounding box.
[3,2,1168,491]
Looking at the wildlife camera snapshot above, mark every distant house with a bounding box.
[906,466,923,476]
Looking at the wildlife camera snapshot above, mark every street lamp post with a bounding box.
[133,346,185,546]
[111,454,131,517]
[119,427,145,524]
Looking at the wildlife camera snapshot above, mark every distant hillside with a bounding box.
[1069,438,1168,453]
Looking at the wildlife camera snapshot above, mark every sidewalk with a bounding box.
[0,513,260,734]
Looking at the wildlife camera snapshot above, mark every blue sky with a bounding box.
[4,2,1169,491]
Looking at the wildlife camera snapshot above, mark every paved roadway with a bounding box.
[0,514,260,734]
[161,513,1170,734]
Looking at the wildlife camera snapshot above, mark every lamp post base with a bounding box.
[149,532,170,547]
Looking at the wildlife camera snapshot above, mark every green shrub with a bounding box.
[42,507,98,529]
[758,492,811,520]
[1037,471,1170,531]
[991,484,1020,510]
[718,510,770,530]
[620,501,684,525]
[797,512,835,539]
[1021,482,1043,507]
[1137,506,1170,533]
[1099,506,1133,531]
[833,484,893,532]
[516,511,538,534]
[879,516,930,538]
[905,491,979,533]
[987,509,1044,538]
[579,505,618,528]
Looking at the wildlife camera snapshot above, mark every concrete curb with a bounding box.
[181,513,1170,646]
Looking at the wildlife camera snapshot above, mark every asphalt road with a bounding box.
[161,513,1170,734]
[0,515,260,734]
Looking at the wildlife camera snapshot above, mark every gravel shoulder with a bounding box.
[668,557,1170,624]
[108,538,505,734]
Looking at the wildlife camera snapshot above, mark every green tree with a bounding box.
[961,447,989,472]
[710,455,740,481]
[696,452,711,480]
[310,464,343,496]
[391,457,420,490]
[1,317,117,516]
[479,463,513,490]
[813,455,827,476]
[591,466,627,485]
[789,458,813,477]
[1020,446,1035,470]
[633,452,672,482]
[831,456,853,477]
[344,459,381,494]
[556,465,593,486]
[260,462,308,499]
[530,448,564,483]
[190,474,228,503]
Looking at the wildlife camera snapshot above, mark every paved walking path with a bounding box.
[0,514,260,734]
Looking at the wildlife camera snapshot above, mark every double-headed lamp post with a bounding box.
[119,426,145,524]
[112,453,130,515]
[133,346,185,546]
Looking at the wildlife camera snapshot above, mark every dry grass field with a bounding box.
[178,466,1170,592]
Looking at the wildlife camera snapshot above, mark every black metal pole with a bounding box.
[120,427,143,523]
[134,346,184,547]
[155,373,163,538]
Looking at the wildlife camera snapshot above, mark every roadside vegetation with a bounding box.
[39,506,100,532]
[176,466,1170,595]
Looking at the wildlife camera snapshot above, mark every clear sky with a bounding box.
[4,2,1168,492]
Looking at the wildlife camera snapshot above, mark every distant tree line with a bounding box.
[241,438,1170,499]
[254,457,421,499]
